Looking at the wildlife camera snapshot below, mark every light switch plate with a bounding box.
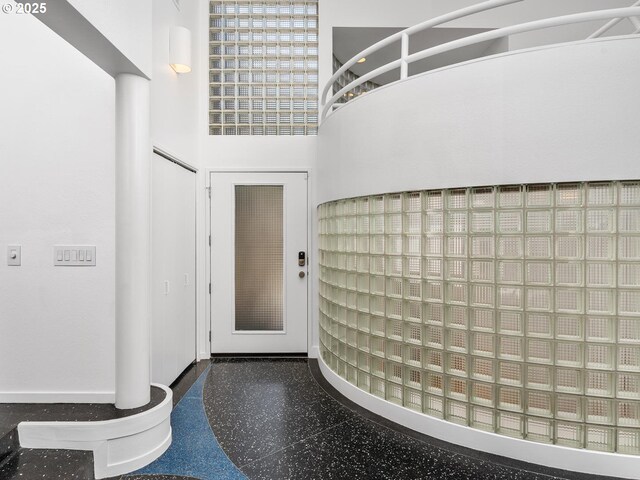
[54,246,96,266]
[7,245,21,266]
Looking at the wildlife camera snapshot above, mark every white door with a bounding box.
[151,153,196,385]
[210,172,308,353]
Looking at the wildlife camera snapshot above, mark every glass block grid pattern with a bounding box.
[209,0,319,136]
[318,181,640,454]
[332,55,380,107]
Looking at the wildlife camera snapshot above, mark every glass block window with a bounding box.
[319,180,640,455]
[332,55,380,108]
[209,0,319,136]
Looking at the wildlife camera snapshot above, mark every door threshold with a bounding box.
[210,352,308,359]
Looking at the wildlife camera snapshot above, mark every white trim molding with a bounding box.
[17,383,172,479]
[318,357,640,480]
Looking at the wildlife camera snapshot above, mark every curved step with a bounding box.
[16,384,172,479]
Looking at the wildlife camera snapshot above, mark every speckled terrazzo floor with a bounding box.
[0,448,94,479]
[204,358,621,480]
[123,365,245,480]
[4,359,625,480]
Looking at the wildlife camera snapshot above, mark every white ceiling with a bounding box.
[333,26,506,85]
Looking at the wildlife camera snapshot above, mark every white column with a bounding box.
[115,73,151,409]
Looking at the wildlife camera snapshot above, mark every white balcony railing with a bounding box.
[321,0,640,121]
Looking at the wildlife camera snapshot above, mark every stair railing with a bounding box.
[322,2,640,122]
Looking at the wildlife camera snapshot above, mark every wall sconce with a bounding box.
[169,26,192,73]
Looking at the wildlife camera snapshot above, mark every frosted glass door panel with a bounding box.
[235,185,283,331]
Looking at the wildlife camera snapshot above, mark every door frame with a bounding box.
[205,168,312,355]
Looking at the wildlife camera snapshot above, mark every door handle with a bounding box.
[299,271,305,278]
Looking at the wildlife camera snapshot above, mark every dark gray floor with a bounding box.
[204,358,623,480]
[0,448,94,479]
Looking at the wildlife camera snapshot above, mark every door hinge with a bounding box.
[209,235,211,246]
[209,331,211,342]
[207,186,211,198]
[209,283,211,294]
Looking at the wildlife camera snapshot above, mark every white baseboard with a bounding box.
[18,383,172,479]
[0,391,115,403]
[318,356,640,480]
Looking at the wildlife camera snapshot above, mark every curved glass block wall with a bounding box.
[318,181,640,454]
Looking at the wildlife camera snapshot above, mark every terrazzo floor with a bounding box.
[115,358,622,480]
[0,387,167,480]
[0,448,94,479]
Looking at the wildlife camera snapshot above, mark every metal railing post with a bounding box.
[400,33,409,80]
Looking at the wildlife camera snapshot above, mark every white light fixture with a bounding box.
[169,26,192,73]
[357,57,366,64]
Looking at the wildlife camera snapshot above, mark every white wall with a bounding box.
[150,0,204,364]
[0,12,116,401]
[67,0,153,78]
[0,0,202,401]
[151,0,200,165]
[317,36,640,203]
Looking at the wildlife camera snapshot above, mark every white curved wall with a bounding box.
[317,36,640,205]
[315,35,640,477]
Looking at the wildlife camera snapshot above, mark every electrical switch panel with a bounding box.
[54,246,96,266]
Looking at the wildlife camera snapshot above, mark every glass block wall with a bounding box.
[209,0,319,136]
[332,55,380,108]
[318,181,640,454]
